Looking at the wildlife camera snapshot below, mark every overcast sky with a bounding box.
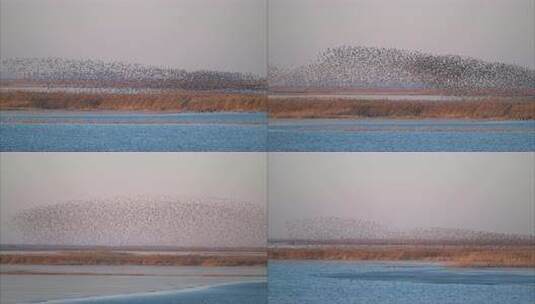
[0,0,266,75]
[269,153,534,239]
[0,153,266,244]
[2,1,532,74]
[269,0,535,69]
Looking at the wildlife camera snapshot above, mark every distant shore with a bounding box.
[1,246,533,268]
[269,245,535,268]
[0,90,266,113]
[269,97,535,120]
[1,89,534,120]
[0,250,267,267]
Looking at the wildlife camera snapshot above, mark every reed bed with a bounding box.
[269,98,535,120]
[0,91,266,112]
[0,251,267,267]
[2,91,534,120]
[269,246,535,268]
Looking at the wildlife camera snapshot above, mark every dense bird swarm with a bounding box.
[270,46,535,92]
[284,217,533,245]
[11,196,266,248]
[0,58,266,91]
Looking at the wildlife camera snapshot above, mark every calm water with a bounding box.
[268,261,535,304]
[0,265,266,304]
[269,119,535,151]
[0,111,267,151]
[2,112,533,151]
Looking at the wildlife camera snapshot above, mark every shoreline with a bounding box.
[0,90,266,113]
[0,270,265,277]
[1,90,534,120]
[2,108,534,122]
[0,109,266,115]
[269,98,535,120]
[1,245,533,268]
[0,251,267,267]
[268,245,535,268]
[24,280,267,304]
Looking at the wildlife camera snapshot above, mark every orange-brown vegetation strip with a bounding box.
[268,246,535,268]
[270,87,535,97]
[3,91,534,120]
[0,251,267,267]
[0,271,264,277]
[269,98,535,120]
[0,91,266,112]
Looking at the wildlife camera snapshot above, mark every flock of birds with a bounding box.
[11,196,266,248]
[9,200,532,247]
[269,46,535,92]
[2,46,534,93]
[284,216,533,245]
[0,58,265,91]
[2,50,533,248]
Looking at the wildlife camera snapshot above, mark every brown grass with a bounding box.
[270,87,535,97]
[269,98,535,120]
[2,91,534,120]
[0,91,266,112]
[268,246,535,268]
[2,247,532,267]
[0,251,267,267]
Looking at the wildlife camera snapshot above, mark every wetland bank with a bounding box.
[0,153,267,304]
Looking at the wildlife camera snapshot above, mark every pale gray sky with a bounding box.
[2,0,532,75]
[269,0,535,69]
[0,0,267,75]
[0,153,266,244]
[269,153,534,238]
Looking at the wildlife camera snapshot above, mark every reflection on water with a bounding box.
[269,261,535,304]
[0,264,266,304]
[269,119,535,151]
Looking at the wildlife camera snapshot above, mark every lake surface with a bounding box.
[0,264,266,304]
[0,111,266,151]
[268,261,535,304]
[269,119,535,151]
[2,112,533,151]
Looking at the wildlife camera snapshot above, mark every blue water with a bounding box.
[268,261,535,304]
[0,111,266,151]
[45,282,267,304]
[269,119,535,151]
[2,112,533,151]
